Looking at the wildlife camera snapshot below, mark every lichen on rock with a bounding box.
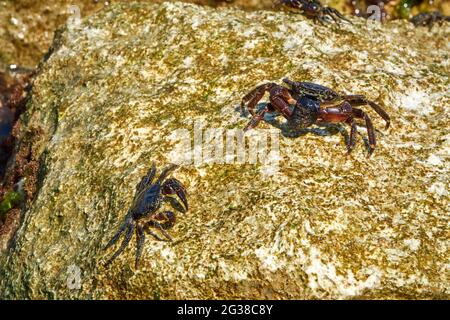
[0,2,449,299]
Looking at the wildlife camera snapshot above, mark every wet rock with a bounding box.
[0,70,33,181]
[0,101,14,179]
[0,2,448,299]
[0,106,13,142]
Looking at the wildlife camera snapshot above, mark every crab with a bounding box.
[276,0,352,24]
[240,78,390,156]
[410,11,450,30]
[104,163,188,269]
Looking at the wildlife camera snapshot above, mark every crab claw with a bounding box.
[162,178,188,212]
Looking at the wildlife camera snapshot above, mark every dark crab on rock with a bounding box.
[241,78,390,157]
[104,163,188,269]
[276,0,352,24]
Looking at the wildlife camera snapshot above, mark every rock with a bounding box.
[0,0,274,71]
[1,0,449,70]
[0,2,448,299]
[0,0,107,69]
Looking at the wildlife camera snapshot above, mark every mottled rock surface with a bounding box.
[0,2,449,299]
[0,0,273,70]
[1,0,449,70]
[0,0,450,71]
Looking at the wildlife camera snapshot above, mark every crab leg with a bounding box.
[135,224,145,269]
[154,222,174,241]
[316,15,328,25]
[105,222,135,267]
[144,211,176,242]
[135,162,157,193]
[324,7,352,24]
[104,213,133,250]
[353,108,376,157]
[155,164,178,185]
[275,0,298,7]
[144,228,166,242]
[346,118,358,154]
[241,83,276,116]
[244,105,271,131]
[154,211,177,230]
[344,95,390,129]
[145,222,173,241]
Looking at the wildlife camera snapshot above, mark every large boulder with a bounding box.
[0,2,448,299]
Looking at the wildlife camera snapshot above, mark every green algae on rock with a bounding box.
[0,190,23,218]
[0,2,449,299]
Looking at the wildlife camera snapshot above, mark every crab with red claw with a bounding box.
[104,163,188,269]
[240,78,390,157]
[276,0,352,25]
